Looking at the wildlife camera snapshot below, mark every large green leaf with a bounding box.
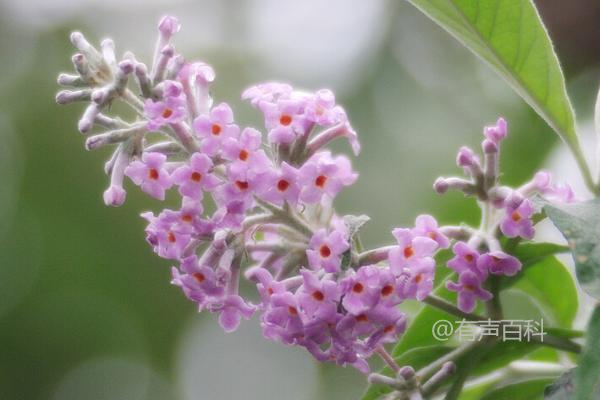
[504,256,578,327]
[573,305,600,399]
[406,0,578,149]
[544,199,600,299]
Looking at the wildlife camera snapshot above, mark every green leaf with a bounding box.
[544,198,600,299]
[510,242,569,266]
[360,345,452,400]
[406,0,578,148]
[573,305,600,399]
[341,214,370,269]
[343,214,370,239]
[481,379,554,400]
[544,369,575,399]
[503,257,578,327]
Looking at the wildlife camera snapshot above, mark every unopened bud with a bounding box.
[56,89,92,104]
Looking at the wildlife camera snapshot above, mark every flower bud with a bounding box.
[158,15,181,38]
[456,146,477,167]
[482,138,498,154]
[484,117,507,144]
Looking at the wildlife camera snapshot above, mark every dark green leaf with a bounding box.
[406,0,579,149]
[504,257,578,326]
[573,305,600,399]
[510,242,569,266]
[544,198,600,299]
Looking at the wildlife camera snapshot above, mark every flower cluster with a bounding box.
[433,118,575,312]
[56,15,402,372]
[56,16,576,375]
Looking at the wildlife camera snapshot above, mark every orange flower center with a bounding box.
[239,150,249,161]
[355,314,368,322]
[191,172,202,182]
[319,245,331,258]
[315,175,327,188]
[211,124,222,135]
[167,231,176,243]
[465,254,474,262]
[192,272,205,283]
[464,284,476,292]
[312,291,325,301]
[279,115,292,126]
[277,179,290,192]
[414,273,423,284]
[511,211,522,222]
[404,246,414,259]
[181,214,193,223]
[288,306,298,316]
[235,181,249,191]
[381,285,394,297]
[352,283,364,293]
[162,108,173,118]
[148,168,159,180]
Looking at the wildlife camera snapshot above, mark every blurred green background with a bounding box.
[1,0,599,399]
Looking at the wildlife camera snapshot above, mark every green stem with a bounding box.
[569,140,599,195]
[443,339,492,400]
[417,335,483,382]
[422,295,581,354]
[423,295,486,321]
[485,275,503,320]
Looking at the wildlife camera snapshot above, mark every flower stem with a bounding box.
[416,334,484,382]
[568,140,600,196]
[375,345,400,373]
[357,246,396,266]
[423,295,487,321]
[422,295,581,354]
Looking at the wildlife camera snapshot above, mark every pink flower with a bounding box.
[412,214,449,249]
[171,153,221,199]
[388,228,438,274]
[242,82,293,108]
[500,198,535,239]
[125,152,173,200]
[222,127,272,176]
[260,97,308,144]
[306,228,349,273]
[446,271,492,313]
[304,89,346,127]
[192,103,240,155]
[299,151,358,203]
[340,266,382,315]
[447,241,486,280]
[478,252,522,277]
[144,81,187,131]
[258,162,301,206]
[297,269,340,323]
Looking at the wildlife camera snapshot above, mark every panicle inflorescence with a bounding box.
[56,16,575,375]
[433,118,576,313]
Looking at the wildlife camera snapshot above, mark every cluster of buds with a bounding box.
[56,16,576,375]
[433,118,575,313]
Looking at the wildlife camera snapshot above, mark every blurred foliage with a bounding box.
[0,1,595,399]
